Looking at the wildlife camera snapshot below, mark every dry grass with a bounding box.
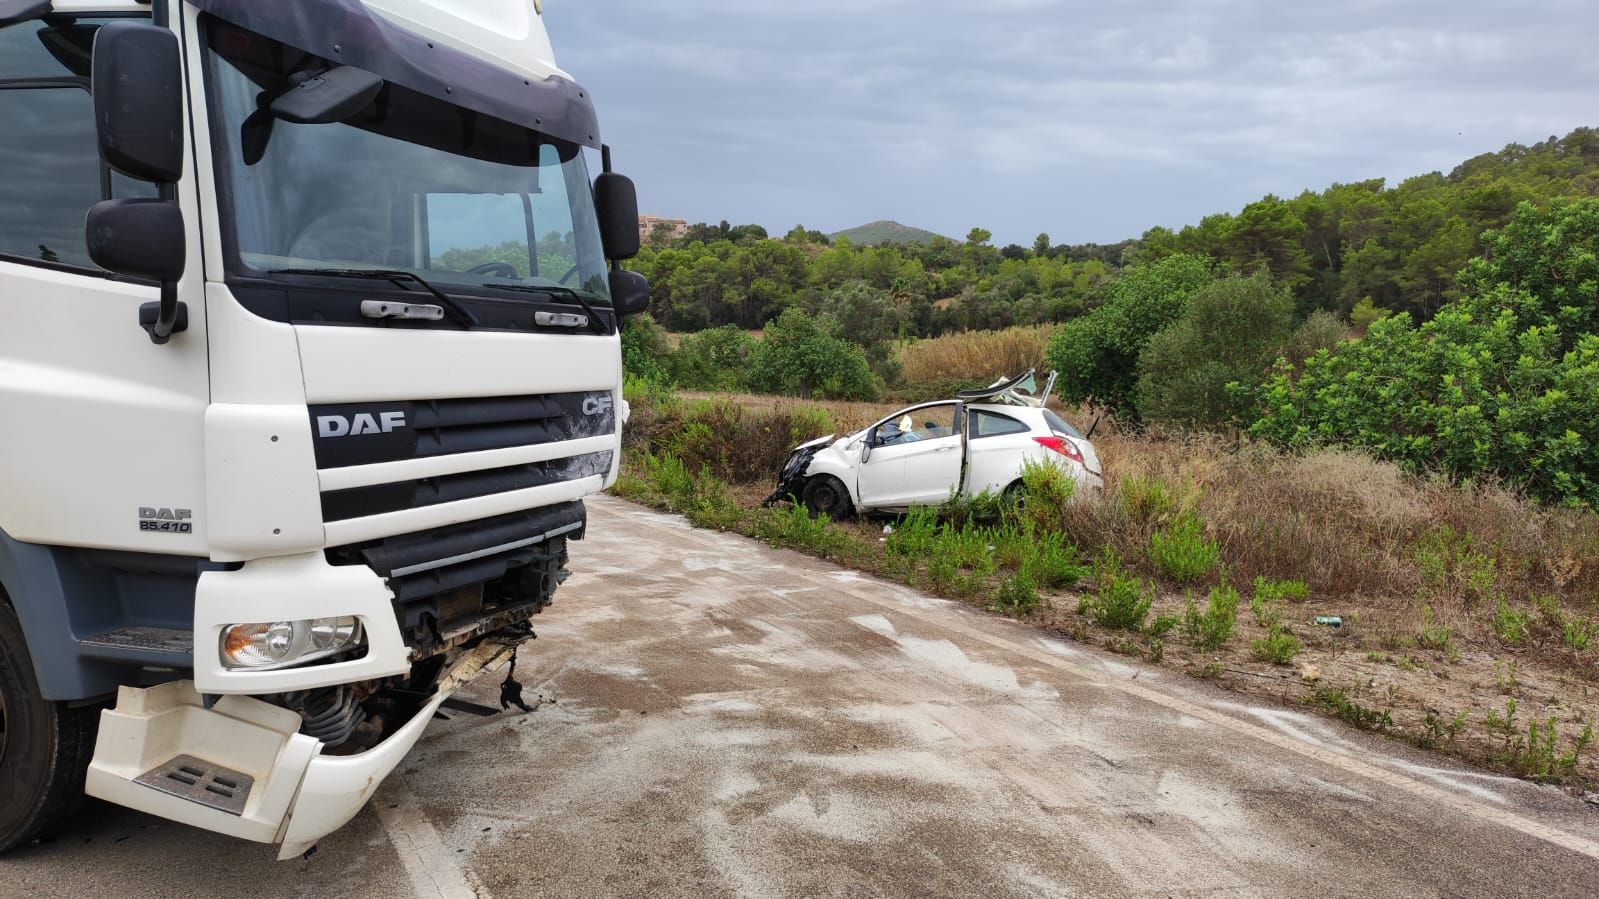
[898,325,1058,384]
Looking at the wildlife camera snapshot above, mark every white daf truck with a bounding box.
[0,0,648,858]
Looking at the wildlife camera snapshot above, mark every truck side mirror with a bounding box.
[88,21,188,344]
[608,269,650,317]
[92,21,185,184]
[593,172,641,261]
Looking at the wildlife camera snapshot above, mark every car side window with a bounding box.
[876,404,958,446]
[969,410,1030,439]
[0,18,157,271]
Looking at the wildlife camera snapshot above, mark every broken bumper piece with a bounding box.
[85,637,521,859]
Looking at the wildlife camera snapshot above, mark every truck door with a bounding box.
[0,15,210,557]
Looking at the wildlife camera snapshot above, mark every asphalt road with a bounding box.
[4,495,1598,898]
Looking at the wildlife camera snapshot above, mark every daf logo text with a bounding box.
[318,411,407,438]
[582,396,614,416]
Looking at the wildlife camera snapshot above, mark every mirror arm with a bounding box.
[140,281,187,345]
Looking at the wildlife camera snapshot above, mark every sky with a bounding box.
[547,0,1598,247]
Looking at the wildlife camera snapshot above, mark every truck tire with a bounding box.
[801,475,853,520]
[0,598,97,853]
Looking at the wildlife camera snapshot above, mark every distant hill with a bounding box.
[830,220,947,245]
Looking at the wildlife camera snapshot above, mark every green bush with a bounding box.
[1253,576,1310,605]
[1047,254,1214,420]
[1251,627,1302,664]
[746,308,880,400]
[992,570,1042,616]
[620,313,673,383]
[1492,597,1530,645]
[671,325,754,390]
[1182,582,1241,651]
[1081,551,1155,630]
[1148,515,1220,583]
[754,502,848,557]
[1135,271,1297,429]
[1252,200,1599,507]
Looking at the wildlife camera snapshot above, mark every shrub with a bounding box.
[1253,576,1310,605]
[992,570,1042,616]
[1251,200,1599,507]
[754,502,848,557]
[746,308,880,400]
[1135,271,1297,429]
[1312,688,1393,730]
[1251,627,1302,664]
[1081,551,1155,630]
[671,325,754,390]
[1047,253,1215,420]
[1183,582,1240,651]
[1148,515,1220,583]
[1492,597,1530,645]
[621,313,673,383]
[1564,616,1596,652]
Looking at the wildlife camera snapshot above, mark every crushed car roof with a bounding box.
[956,369,1057,408]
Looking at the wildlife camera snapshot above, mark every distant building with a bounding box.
[639,215,689,245]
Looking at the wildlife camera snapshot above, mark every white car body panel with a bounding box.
[789,398,1102,514]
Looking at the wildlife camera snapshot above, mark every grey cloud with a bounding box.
[546,0,1597,244]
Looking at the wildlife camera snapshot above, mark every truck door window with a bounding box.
[0,18,156,272]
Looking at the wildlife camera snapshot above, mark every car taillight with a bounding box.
[1034,435,1084,464]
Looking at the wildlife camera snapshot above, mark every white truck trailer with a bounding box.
[0,0,648,858]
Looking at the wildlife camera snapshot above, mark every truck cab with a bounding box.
[0,0,645,857]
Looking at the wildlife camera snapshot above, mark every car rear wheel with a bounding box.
[801,475,854,520]
[0,598,97,854]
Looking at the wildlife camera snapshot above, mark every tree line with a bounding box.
[631,127,1599,339]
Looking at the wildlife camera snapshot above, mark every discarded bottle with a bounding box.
[1313,616,1343,628]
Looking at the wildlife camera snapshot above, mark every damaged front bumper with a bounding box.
[762,434,835,507]
[85,636,522,860]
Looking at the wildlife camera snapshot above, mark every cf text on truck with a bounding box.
[0,0,649,858]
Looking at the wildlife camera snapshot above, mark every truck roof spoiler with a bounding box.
[190,0,600,148]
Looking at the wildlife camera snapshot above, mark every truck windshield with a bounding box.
[201,17,611,304]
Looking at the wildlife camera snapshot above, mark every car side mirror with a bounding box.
[593,172,641,261]
[88,21,187,345]
[609,268,650,317]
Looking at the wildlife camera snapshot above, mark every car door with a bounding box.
[857,403,962,508]
[965,408,1034,495]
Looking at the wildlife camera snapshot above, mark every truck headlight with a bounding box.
[221,617,364,670]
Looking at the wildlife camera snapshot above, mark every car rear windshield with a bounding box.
[1043,410,1085,440]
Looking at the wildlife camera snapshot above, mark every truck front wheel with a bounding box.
[0,599,96,853]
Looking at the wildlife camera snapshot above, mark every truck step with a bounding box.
[134,755,254,816]
[79,626,192,659]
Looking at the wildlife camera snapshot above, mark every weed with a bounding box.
[1147,636,1166,663]
[1365,651,1386,663]
[1147,615,1180,639]
[1416,605,1457,656]
[1485,699,1596,782]
[1312,687,1393,731]
[1494,660,1519,695]
[1415,709,1468,748]
[1194,661,1223,679]
[1250,591,1283,630]
[1182,582,1240,651]
[1253,576,1310,606]
[992,571,1041,616]
[1081,550,1155,631]
[1252,627,1302,665]
[1491,597,1530,645]
[1563,616,1595,652]
[754,503,847,557]
[1148,514,1220,584]
[1415,525,1497,604]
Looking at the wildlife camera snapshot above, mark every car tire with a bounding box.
[0,597,97,854]
[801,475,854,520]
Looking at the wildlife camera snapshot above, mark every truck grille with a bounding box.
[320,451,612,522]
[308,391,615,469]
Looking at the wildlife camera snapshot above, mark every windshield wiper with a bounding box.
[272,268,479,328]
[486,284,609,335]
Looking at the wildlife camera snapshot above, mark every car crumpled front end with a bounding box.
[763,434,837,506]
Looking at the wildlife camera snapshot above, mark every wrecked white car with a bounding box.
[766,371,1103,517]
